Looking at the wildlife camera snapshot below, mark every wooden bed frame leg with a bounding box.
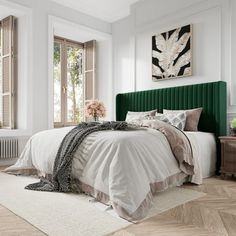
[221,173,225,180]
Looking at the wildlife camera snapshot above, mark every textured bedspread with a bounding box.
[24,122,130,192]
[5,121,201,221]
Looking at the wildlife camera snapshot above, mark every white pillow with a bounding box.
[125,110,157,124]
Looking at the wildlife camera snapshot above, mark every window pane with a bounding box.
[54,42,62,123]
[66,45,83,123]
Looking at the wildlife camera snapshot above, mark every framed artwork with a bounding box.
[152,24,192,81]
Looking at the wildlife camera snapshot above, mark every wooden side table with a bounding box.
[219,136,236,178]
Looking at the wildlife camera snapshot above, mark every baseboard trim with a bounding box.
[0,158,18,167]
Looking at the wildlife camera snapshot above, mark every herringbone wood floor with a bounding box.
[111,176,236,236]
[1,165,236,236]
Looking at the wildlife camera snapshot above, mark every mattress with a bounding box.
[185,131,216,178]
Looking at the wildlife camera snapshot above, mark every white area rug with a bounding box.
[0,172,205,236]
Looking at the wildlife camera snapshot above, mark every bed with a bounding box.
[184,131,217,178]
[116,81,227,174]
[5,81,227,221]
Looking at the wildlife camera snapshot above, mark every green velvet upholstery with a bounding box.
[116,81,227,173]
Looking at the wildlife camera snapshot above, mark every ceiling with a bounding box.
[0,5,25,19]
[51,0,139,23]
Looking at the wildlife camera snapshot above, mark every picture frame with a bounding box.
[152,24,192,81]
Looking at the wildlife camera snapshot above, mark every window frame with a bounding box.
[0,15,17,129]
[53,36,84,128]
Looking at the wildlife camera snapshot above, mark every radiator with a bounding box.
[0,138,18,159]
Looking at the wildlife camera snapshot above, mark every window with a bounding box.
[0,15,17,129]
[53,37,95,127]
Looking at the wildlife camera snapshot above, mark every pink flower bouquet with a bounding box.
[85,100,106,121]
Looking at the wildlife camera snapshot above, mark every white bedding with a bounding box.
[5,127,215,220]
[185,131,216,178]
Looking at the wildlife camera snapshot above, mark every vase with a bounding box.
[93,116,98,122]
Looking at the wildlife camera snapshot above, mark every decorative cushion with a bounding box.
[163,108,203,131]
[160,112,186,130]
[125,110,157,124]
[140,112,186,130]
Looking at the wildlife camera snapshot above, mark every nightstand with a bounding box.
[219,136,236,178]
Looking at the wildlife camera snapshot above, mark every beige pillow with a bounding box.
[125,110,157,123]
[163,108,203,131]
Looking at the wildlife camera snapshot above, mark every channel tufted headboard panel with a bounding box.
[116,81,227,173]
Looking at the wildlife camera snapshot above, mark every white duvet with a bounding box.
[6,126,202,220]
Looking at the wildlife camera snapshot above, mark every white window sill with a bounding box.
[0,129,31,137]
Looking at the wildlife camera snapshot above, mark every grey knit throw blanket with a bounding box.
[25,121,129,192]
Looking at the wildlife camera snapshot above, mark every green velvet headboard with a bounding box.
[116,81,227,173]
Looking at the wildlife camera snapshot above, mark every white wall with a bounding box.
[0,0,112,158]
[112,0,236,123]
[96,39,113,120]
[112,16,135,94]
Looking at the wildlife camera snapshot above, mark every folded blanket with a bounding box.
[140,119,194,175]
